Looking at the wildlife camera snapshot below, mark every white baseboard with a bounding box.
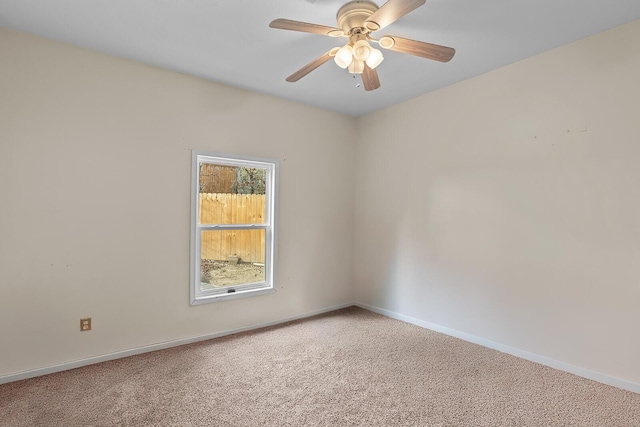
[355,302,640,395]
[0,303,353,385]
[5,301,639,395]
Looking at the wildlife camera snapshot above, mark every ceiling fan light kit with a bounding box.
[269,0,455,91]
[333,40,384,72]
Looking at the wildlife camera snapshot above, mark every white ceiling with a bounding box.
[1,0,639,116]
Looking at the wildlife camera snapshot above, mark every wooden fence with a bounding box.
[199,193,266,263]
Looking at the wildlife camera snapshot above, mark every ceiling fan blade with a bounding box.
[362,64,381,91]
[364,0,426,32]
[382,36,455,62]
[269,18,343,36]
[286,51,334,82]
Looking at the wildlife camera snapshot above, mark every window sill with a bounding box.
[190,287,276,305]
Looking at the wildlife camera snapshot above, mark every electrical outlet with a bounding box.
[80,318,92,331]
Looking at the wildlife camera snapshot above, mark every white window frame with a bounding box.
[190,151,278,305]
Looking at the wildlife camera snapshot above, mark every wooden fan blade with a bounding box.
[383,36,455,62]
[364,0,426,32]
[362,64,381,91]
[286,51,334,82]
[269,18,342,36]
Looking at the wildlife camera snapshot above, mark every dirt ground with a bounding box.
[200,259,265,289]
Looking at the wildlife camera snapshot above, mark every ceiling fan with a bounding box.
[269,0,455,91]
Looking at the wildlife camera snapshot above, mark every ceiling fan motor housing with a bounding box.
[336,1,378,34]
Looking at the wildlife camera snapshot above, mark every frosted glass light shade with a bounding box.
[348,60,365,74]
[365,48,384,69]
[352,40,372,61]
[334,45,353,69]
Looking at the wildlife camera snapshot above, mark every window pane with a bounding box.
[199,163,266,225]
[200,229,266,290]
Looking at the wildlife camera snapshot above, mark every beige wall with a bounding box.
[354,20,640,384]
[0,29,355,377]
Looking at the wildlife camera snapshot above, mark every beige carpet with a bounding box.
[1,306,639,426]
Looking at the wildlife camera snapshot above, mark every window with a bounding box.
[190,151,277,304]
